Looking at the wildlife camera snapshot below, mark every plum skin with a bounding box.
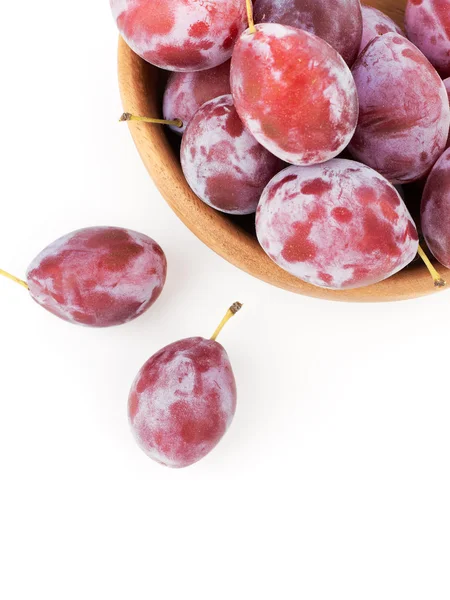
[405,0,450,78]
[230,23,359,166]
[110,0,247,72]
[358,5,404,56]
[129,337,236,468]
[253,0,363,66]
[421,148,450,268]
[349,33,450,184]
[445,78,450,147]
[256,159,419,290]
[26,227,167,327]
[163,61,231,134]
[181,94,282,215]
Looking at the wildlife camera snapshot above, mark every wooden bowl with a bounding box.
[117,0,449,302]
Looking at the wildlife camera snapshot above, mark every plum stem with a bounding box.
[0,269,29,290]
[210,302,243,341]
[246,0,256,34]
[417,244,446,288]
[119,112,183,129]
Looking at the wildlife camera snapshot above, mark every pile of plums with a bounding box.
[96,0,450,468]
[113,0,450,292]
[6,1,450,470]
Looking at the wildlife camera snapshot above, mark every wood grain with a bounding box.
[117,0,450,303]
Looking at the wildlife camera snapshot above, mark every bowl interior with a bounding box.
[117,0,450,302]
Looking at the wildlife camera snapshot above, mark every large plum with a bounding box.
[256,159,419,290]
[349,33,450,184]
[230,23,358,166]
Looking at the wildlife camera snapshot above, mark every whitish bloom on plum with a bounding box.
[358,5,404,55]
[129,337,236,468]
[27,227,167,327]
[181,95,282,214]
[421,148,450,268]
[163,61,231,134]
[110,0,247,72]
[349,33,450,184]
[230,24,358,166]
[256,160,419,290]
[254,0,363,65]
[405,0,450,78]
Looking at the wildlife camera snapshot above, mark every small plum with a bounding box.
[256,159,419,290]
[253,0,363,66]
[405,0,450,78]
[230,23,359,166]
[128,302,242,468]
[0,227,167,327]
[349,33,450,184]
[421,148,450,268]
[27,227,167,327]
[359,5,404,55]
[181,95,282,215]
[110,0,247,72]
[163,61,231,134]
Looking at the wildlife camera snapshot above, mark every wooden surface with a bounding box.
[117,0,450,303]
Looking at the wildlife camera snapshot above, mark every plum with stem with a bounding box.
[163,61,232,134]
[230,9,358,165]
[181,95,283,215]
[128,302,242,468]
[0,226,167,327]
[256,159,445,290]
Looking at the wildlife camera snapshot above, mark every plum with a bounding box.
[359,5,404,55]
[110,0,247,72]
[128,303,242,468]
[230,23,358,166]
[256,159,419,290]
[24,227,167,327]
[349,33,450,184]
[405,0,450,78]
[421,148,450,268]
[163,61,231,134]
[181,95,282,215]
[253,0,363,66]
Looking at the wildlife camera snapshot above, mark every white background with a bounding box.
[0,2,449,599]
